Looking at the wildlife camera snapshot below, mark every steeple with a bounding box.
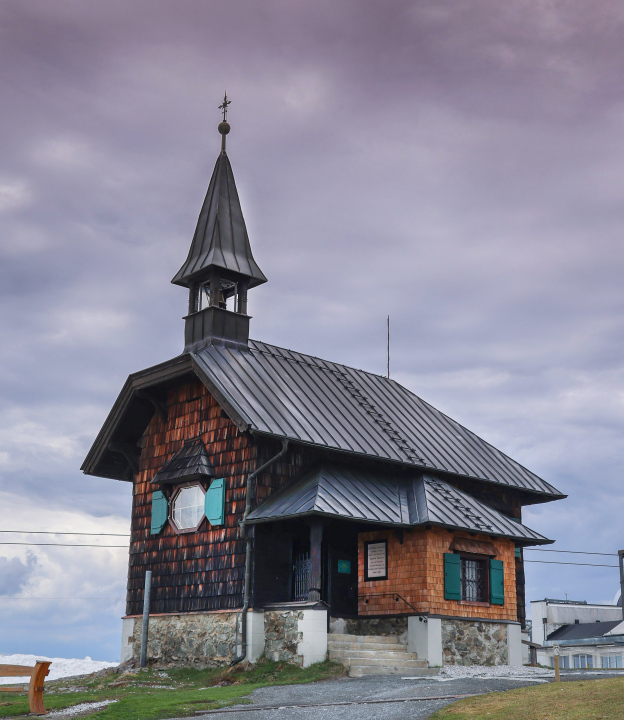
[174,95,267,351]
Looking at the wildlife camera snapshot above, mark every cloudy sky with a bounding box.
[1,0,623,661]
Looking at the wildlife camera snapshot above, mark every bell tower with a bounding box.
[172,95,267,351]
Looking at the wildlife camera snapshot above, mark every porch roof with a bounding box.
[247,464,552,545]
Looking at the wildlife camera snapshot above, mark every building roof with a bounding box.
[247,465,552,545]
[82,340,565,504]
[150,437,215,485]
[171,151,267,289]
[190,340,564,500]
[547,621,624,642]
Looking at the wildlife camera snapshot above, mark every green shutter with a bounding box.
[444,553,461,600]
[490,559,505,605]
[205,478,226,526]
[150,490,168,535]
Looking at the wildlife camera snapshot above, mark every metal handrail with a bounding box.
[358,592,426,619]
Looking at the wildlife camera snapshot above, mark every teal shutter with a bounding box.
[444,553,461,600]
[150,490,168,535]
[490,559,505,605]
[205,478,226,526]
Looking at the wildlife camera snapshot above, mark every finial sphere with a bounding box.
[218,121,231,135]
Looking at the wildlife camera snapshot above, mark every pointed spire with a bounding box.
[172,97,267,290]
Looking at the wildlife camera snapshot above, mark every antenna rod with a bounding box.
[387,315,390,379]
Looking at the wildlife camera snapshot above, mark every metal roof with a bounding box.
[247,465,552,545]
[171,151,267,289]
[547,621,624,642]
[150,437,215,485]
[191,340,564,500]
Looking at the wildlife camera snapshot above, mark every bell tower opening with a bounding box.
[172,95,266,351]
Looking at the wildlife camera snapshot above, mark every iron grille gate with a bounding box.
[461,558,486,602]
[293,552,311,601]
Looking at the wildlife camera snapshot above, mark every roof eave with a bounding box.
[247,428,565,504]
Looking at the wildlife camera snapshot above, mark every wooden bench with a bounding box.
[0,661,51,715]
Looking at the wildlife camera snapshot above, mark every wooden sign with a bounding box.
[365,540,388,580]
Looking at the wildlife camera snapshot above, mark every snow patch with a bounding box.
[0,654,117,685]
[47,700,118,717]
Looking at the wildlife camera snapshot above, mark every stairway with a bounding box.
[328,634,431,677]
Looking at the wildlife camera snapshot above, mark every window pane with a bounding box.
[602,656,609,668]
[460,558,485,602]
[172,484,206,530]
[573,655,580,668]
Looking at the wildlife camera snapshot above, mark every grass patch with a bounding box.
[0,659,345,719]
[430,676,624,720]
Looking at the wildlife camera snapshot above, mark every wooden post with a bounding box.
[28,661,50,715]
[554,643,560,682]
[140,570,152,668]
[308,520,323,603]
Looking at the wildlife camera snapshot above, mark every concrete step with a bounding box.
[328,634,401,645]
[328,641,405,652]
[330,648,412,661]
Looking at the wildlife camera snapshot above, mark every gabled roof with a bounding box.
[82,339,565,504]
[547,621,624,641]
[247,465,551,545]
[171,151,267,288]
[190,340,564,501]
[150,437,215,485]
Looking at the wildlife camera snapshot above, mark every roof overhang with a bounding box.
[81,353,250,481]
[247,464,553,546]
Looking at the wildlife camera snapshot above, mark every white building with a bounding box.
[531,598,624,668]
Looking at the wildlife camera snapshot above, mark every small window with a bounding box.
[172,484,206,532]
[460,557,487,602]
[601,655,623,668]
[573,654,593,669]
[560,655,570,669]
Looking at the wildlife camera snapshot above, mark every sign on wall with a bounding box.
[337,559,351,574]
[365,540,388,581]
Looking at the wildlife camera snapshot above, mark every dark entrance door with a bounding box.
[327,525,358,616]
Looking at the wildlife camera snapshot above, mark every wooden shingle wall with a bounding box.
[126,379,308,617]
[127,380,256,616]
[357,526,517,621]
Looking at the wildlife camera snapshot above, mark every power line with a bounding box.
[0,597,123,601]
[524,560,618,568]
[0,531,129,537]
[0,542,127,548]
[524,549,617,557]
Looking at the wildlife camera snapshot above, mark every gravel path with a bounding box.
[171,668,623,720]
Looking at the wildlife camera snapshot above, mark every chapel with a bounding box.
[83,104,565,671]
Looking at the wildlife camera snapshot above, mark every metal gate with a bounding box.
[293,552,311,601]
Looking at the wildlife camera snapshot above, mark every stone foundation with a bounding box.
[130,611,239,668]
[122,607,328,669]
[264,610,304,665]
[441,618,508,665]
[331,616,407,641]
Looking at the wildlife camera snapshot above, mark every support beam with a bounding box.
[309,519,323,603]
[135,389,168,423]
[109,441,140,475]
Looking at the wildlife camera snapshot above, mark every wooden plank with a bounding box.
[0,686,27,692]
[0,665,35,677]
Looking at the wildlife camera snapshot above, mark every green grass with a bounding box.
[0,659,345,719]
[429,676,624,720]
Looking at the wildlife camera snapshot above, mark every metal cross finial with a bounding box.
[219,92,231,122]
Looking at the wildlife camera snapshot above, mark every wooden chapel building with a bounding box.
[83,111,565,671]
